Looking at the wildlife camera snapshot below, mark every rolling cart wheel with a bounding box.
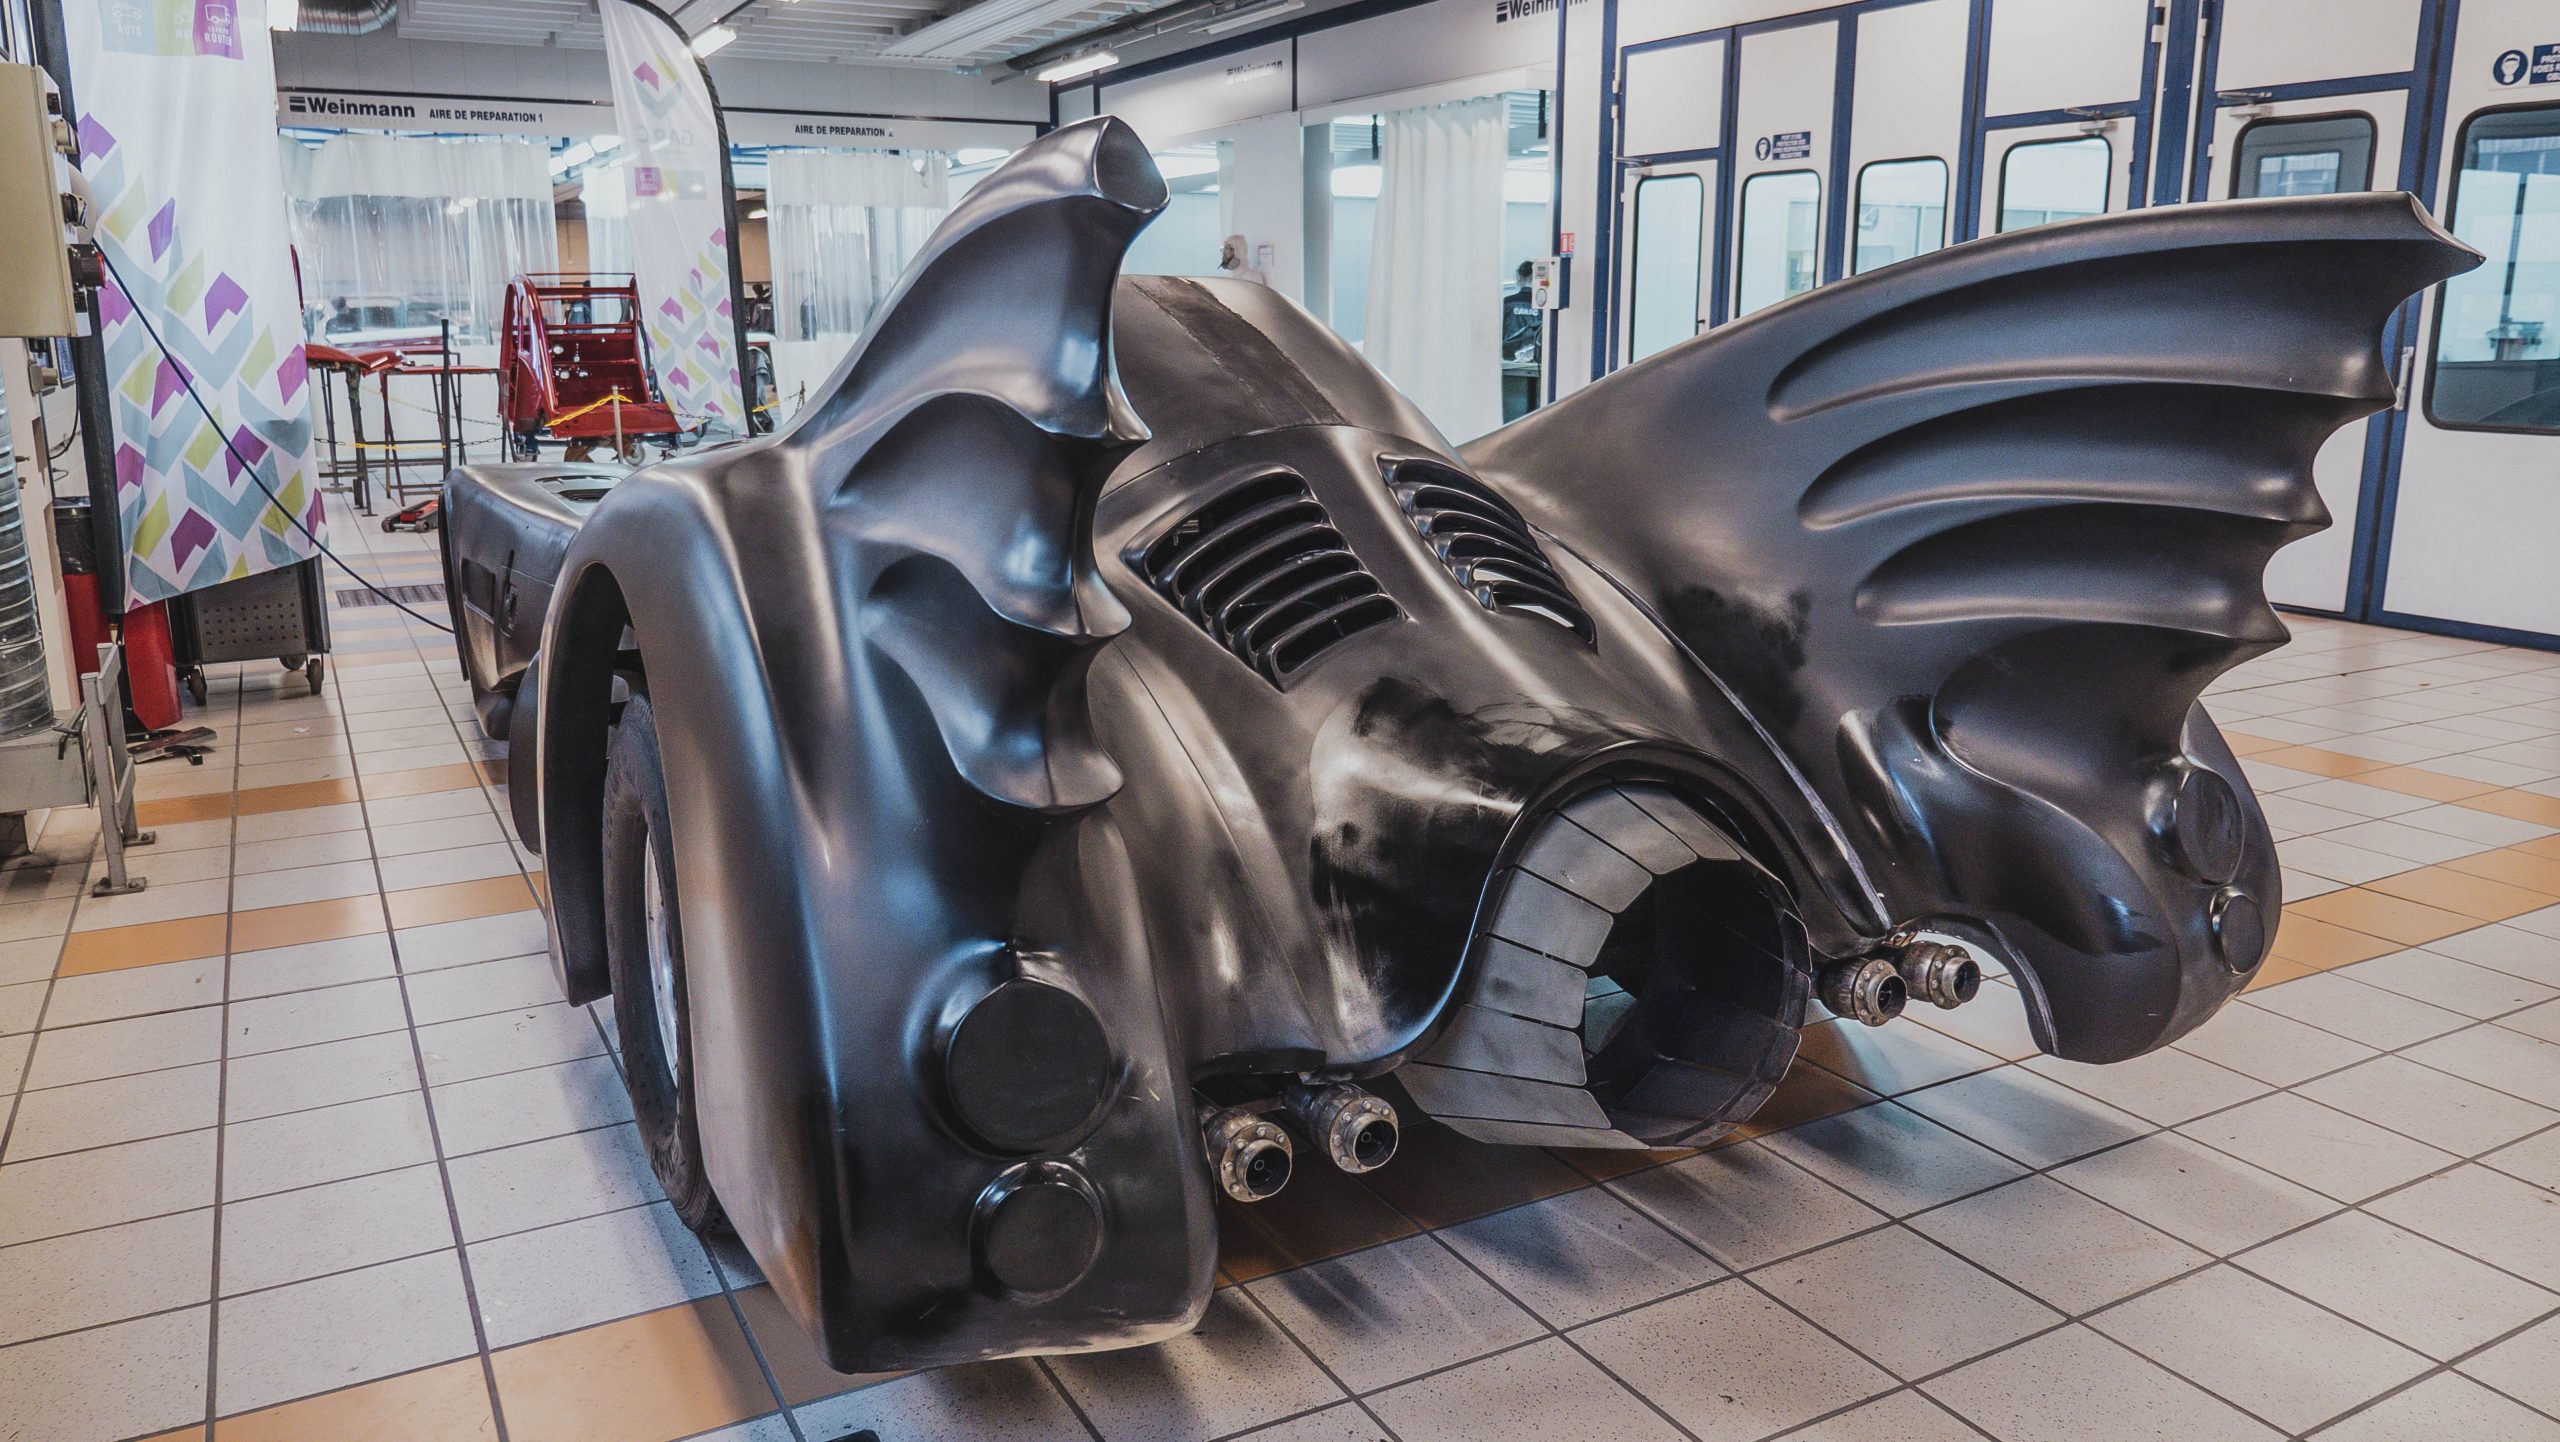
[381,515,398,533]
[306,657,326,694]
[184,668,207,706]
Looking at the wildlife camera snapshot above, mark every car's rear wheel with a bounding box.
[602,689,727,1234]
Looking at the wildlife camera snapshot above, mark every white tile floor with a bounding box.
[0,493,2557,1441]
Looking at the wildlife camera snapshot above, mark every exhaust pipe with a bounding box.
[1198,1101,1293,1202]
[1818,957,1906,1026]
[1894,940,1981,1009]
[1282,1081,1399,1173]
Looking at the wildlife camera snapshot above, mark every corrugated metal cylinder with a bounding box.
[0,386,59,739]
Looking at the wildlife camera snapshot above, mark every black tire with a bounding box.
[602,691,727,1234]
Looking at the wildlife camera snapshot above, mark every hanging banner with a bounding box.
[68,0,323,608]
[600,0,745,436]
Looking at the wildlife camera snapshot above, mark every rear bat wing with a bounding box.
[1465,192,2476,1060]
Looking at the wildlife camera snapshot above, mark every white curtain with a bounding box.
[764,149,950,418]
[581,159,633,278]
[277,133,558,346]
[1362,97,1507,444]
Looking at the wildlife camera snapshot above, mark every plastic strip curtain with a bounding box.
[763,148,950,420]
[277,133,559,347]
[1361,95,1507,444]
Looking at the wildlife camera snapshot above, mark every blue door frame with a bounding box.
[2178,0,2468,632]
[1593,0,2161,372]
[1956,0,2163,242]
[1595,0,1962,377]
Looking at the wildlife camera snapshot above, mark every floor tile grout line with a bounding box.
[0,826,103,1166]
[199,674,246,1433]
[2259,1297,2560,1440]
[6,966,567,1098]
[576,973,811,1442]
[0,1038,612,1175]
[1587,1026,2560,1428]
[321,635,518,1442]
[1222,1274,1411,1442]
[1761,1384,2003,1442]
[1030,1355,1114,1442]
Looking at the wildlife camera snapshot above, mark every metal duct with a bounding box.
[0,387,56,740]
[292,0,400,36]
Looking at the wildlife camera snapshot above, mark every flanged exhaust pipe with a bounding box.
[1894,940,1981,1009]
[1198,1101,1293,1202]
[1282,1081,1399,1173]
[1819,957,1907,1026]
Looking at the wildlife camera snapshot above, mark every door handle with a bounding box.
[2393,345,2416,411]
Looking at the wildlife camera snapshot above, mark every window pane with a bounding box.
[1852,157,1947,274]
[2429,105,2560,432]
[1736,170,1820,317]
[1997,136,2109,233]
[1627,173,1705,361]
[2233,114,2375,198]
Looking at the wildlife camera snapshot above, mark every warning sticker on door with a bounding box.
[2492,45,2560,86]
[1754,131,1814,162]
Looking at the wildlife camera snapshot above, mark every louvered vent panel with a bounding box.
[1135,473,1399,683]
[1387,461,1593,640]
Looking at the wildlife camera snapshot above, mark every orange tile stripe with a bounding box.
[2268,909,2399,969]
[2459,789,2560,828]
[214,1358,496,1441]
[2352,765,2505,803]
[2364,865,2556,922]
[487,1296,778,1442]
[384,875,541,931]
[364,763,492,801]
[56,914,227,976]
[2289,888,2478,947]
[2446,847,2560,895]
[230,895,387,953]
[135,791,235,827]
[235,778,365,816]
[2212,734,2560,995]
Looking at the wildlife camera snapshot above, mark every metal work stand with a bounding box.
[83,642,153,895]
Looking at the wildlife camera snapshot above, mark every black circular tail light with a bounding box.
[2166,764,2246,885]
[973,1161,1104,1298]
[944,978,1114,1154]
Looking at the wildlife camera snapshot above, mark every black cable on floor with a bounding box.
[97,249,456,635]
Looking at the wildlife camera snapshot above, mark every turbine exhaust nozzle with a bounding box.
[1819,956,1907,1026]
[1198,1100,1293,1202]
[1894,940,1982,1009]
[1282,1081,1399,1173]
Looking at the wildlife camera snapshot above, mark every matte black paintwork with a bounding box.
[438,117,2475,1371]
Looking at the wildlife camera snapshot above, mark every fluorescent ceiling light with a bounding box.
[591,134,624,153]
[1034,49,1118,84]
[748,207,769,219]
[269,0,298,29]
[1198,0,1301,36]
[691,24,736,57]
[954,148,1011,166]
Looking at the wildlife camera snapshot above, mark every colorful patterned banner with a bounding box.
[70,0,321,609]
[600,0,745,436]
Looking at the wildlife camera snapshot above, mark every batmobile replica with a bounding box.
[439,117,2474,1371]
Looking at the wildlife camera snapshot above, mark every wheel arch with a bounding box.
[537,557,637,1006]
